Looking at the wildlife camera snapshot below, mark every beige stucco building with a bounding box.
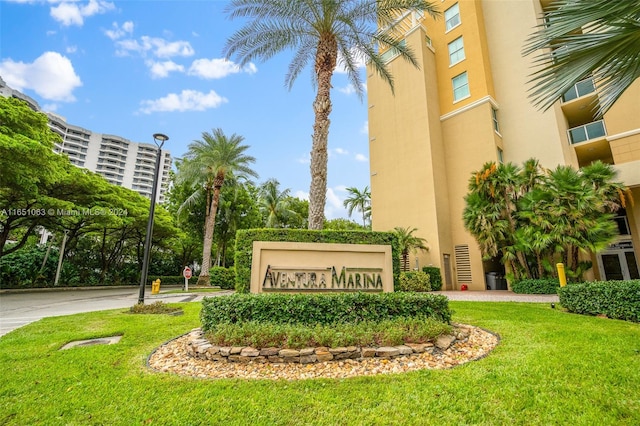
[367,0,640,290]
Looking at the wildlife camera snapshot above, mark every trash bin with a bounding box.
[496,275,508,290]
[485,272,497,290]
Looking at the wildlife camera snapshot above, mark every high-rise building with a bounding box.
[1,77,172,203]
[367,0,640,290]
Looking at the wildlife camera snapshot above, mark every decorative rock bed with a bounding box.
[184,328,460,364]
[148,323,500,380]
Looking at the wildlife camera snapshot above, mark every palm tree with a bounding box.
[224,0,439,229]
[393,226,428,271]
[177,128,258,286]
[523,0,640,116]
[343,186,371,227]
[259,178,300,228]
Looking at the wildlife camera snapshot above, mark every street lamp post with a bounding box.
[137,133,169,304]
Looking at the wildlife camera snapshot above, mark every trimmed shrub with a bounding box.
[234,229,400,293]
[205,317,452,349]
[200,292,451,331]
[512,278,560,294]
[397,271,431,292]
[558,280,640,322]
[210,266,235,289]
[422,266,442,291]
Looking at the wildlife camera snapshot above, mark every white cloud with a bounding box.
[139,89,228,114]
[0,51,82,101]
[296,153,310,164]
[65,45,77,54]
[293,187,350,219]
[188,58,257,79]
[324,187,348,219]
[355,153,368,162]
[147,60,184,79]
[334,148,349,155]
[50,0,115,27]
[338,84,356,95]
[104,21,134,40]
[42,103,59,112]
[116,36,194,58]
[360,120,369,134]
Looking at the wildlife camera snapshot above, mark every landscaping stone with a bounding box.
[279,349,300,357]
[148,324,500,381]
[396,345,414,355]
[240,347,260,357]
[436,335,456,350]
[376,347,400,357]
[260,347,279,356]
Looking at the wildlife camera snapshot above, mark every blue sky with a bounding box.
[0,0,371,220]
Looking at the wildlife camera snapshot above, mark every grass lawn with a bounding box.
[1,301,639,425]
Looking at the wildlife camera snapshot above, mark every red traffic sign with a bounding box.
[183,267,192,279]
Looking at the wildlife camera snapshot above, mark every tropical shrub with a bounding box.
[397,271,431,292]
[558,280,640,322]
[511,278,560,294]
[200,292,451,330]
[422,266,442,291]
[210,266,235,289]
[205,317,452,349]
[234,229,400,293]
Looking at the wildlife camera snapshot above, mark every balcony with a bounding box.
[561,78,600,125]
[568,120,606,144]
[562,78,596,103]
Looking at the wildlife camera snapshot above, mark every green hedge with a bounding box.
[210,267,235,289]
[512,278,560,294]
[397,271,431,292]
[200,292,451,330]
[234,229,400,293]
[422,266,442,291]
[558,280,640,322]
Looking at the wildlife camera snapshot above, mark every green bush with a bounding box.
[558,280,640,322]
[512,278,560,294]
[422,266,442,291]
[200,292,451,331]
[205,317,452,349]
[210,266,235,289]
[397,271,431,292]
[234,229,400,293]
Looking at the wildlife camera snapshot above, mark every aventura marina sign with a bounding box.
[250,242,394,293]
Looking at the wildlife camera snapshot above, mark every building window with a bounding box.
[497,147,504,163]
[448,36,465,65]
[452,72,470,102]
[445,3,461,32]
[492,107,500,133]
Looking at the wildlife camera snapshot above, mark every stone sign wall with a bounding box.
[250,241,394,293]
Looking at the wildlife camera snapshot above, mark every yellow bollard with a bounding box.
[151,279,161,294]
[556,263,567,287]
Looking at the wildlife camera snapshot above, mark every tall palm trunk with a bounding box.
[308,35,337,230]
[198,176,224,286]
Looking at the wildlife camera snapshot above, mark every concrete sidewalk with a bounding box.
[435,290,559,303]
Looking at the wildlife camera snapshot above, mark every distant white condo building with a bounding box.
[0,77,171,203]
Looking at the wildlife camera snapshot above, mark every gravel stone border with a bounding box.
[148,323,500,380]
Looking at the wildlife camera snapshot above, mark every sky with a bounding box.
[0,0,372,220]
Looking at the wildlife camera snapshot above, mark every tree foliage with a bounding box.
[224,0,439,229]
[176,128,258,284]
[523,0,640,116]
[463,159,631,281]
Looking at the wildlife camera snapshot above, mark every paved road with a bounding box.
[0,288,557,337]
[0,287,227,337]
